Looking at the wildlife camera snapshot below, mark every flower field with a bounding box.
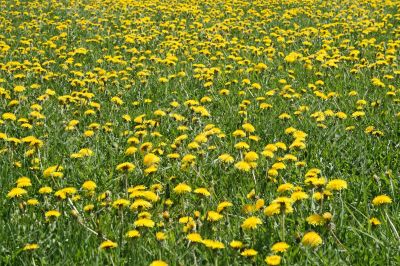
[1,0,399,265]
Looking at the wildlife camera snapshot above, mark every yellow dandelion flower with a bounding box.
[7,187,27,198]
[116,162,135,172]
[326,179,348,191]
[16,179,32,188]
[130,199,153,210]
[143,153,160,166]
[271,242,290,253]
[291,191,309,202]
[241,216,262,230]
[126,230,141,238]
[202,239,225,249]
[207,211,224,222]
[112,199,130,208]
[43,165,64,178]
[27,199,39,206]
[272,162,286,170]
[181,154,196,163]
[150,260,168,266]
[302,231,323,247]
[173,183,192,194]
[230,240,243,249]
[134,218,155,228]
[83,204,94,212]
[264,203,281,216]
[235,161,251,171]
[306,214,326,226]
[372,195,392,206]
[23,243,39,251]
[82,180,97,191]
[38,186,52,194]
[233,129,246,137]
[125,146,138,155]
[277,183,294,193]
[144,165,158,175]
[45,210,61,218]
[218,153,234,163]
[156,232,166,241]
[99,240,118,250]
[244,151,258,162]
[265,255,281,265]
[369,217,381,226]
[194,187,211,197]
[217,201,233,213]
[187,233,203,243]
[262,150,274,158]
[234,141,250,149]
[2,113,17,121]
[241,249,258,257]
[242,123,255,132]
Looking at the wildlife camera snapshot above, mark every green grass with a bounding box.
[0,0,399,265]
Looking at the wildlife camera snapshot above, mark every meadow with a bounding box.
[0,0,399,265]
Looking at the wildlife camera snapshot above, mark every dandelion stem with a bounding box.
[385,210,400,242]
[252,170,257,190]
[281,212,285,241]
[67,198,107,240]
[125,173,128,196]
[330,228,348,252]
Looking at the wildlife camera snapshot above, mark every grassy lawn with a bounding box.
[0,0,399,265]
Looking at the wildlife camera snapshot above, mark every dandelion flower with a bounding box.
[235,161,251,171]
[369,217,381,226]
[244,151,258,162]
[202,239,225,249]
[7,187,27,198]
[82,180,97,191]
[241,248,258,257]
[130,199,153,210]
[45,210,61,219]
[27,199,39,206]
[125,146,138,155]
[302,231,323,247]
[218,153,234,163]
[241,216,262,230]
[271,242,290,253]
[217,201,233,212]
[150,260,168,266]
[112,199,130,208]
[156,232,166,241]
[187,233,202,243]
[99,240,118,250]
[126,230,141,238]
[173,183,192,194]
[194,187,211,197]
[234,142,250,149]
[265,255,281,265]
[242,123,255,132]
[84,204,94,212]
[134,218,155,228]
[291,191,309,202]
[264,203,281,216]
[39,186,53,194]
[230,240,243,249]
[277,183,294,193]
[326,179,348,191]
[23,243,39,251]
[372,195,392,206]
[306,214,326,226]
[116,162,135,172]
[207,211,224,222]
[143,153,160,166]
